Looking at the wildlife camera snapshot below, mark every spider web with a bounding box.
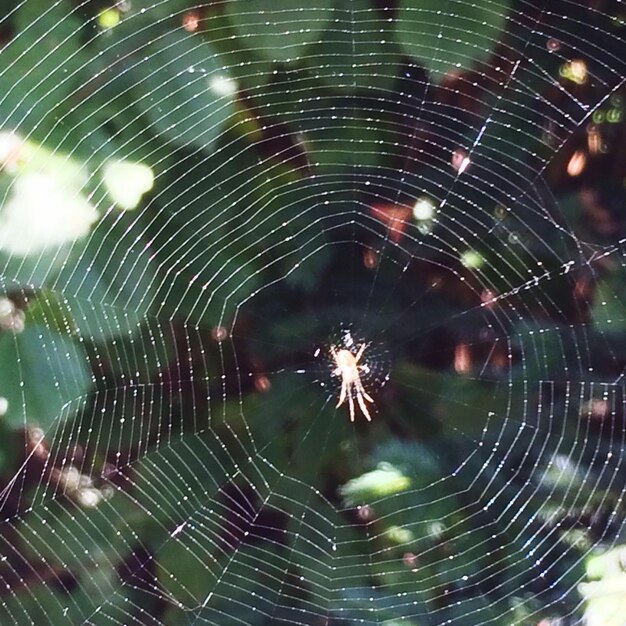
[0,0,625,624]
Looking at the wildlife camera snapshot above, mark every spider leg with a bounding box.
[356,390,372,421]
[356,379,373,403]
[348,387,355,422]
[336,381,347,408]
[354,343,366,362]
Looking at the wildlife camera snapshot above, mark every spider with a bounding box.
[331,343,373,422]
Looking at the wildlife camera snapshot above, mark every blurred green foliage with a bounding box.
[0,0,625,624]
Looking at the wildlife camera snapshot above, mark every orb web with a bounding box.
[0,0,625,624]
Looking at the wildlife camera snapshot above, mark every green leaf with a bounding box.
[131,432,246,531]
[0,557,141,625]
[0,0,109,156]
[226,0,334,64]
[131,29,236,153]
[148,136,272,326]
[158,532,305,623]
[95,319,176,381]
[0,584,72,626]
[0,323,91,430]
[56,211,158,341]
[395,0,511,78]
[11,492,150,623]
[393,362,521,437]
[299,99,402,174]
[307,0,401,92]
[0,0,18,22]
[157,536,215,607]
[592,272,626,333]
[20,495,136,571]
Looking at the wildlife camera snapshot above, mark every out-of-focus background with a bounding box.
[0,0,625,624]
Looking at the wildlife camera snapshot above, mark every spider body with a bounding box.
[331,343,373,422]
